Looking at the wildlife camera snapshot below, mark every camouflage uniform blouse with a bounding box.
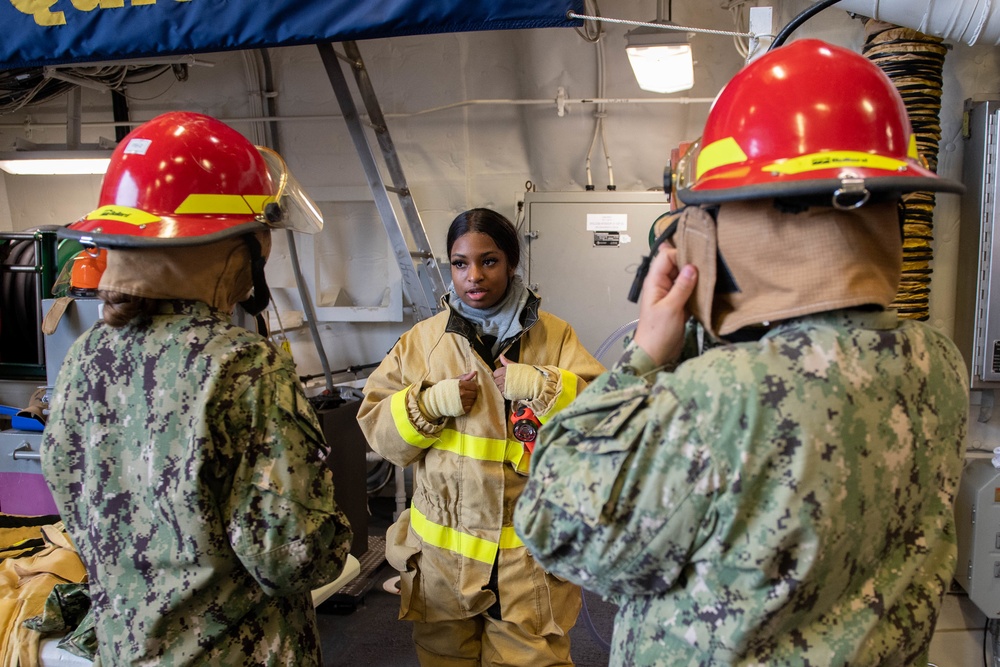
[514,309,969,666]
[42,300,353,666]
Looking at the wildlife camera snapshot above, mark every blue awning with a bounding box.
[1,0,585,70]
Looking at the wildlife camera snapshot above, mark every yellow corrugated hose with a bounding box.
[863,19,947,321]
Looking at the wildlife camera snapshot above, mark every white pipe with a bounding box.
[0,97,718,131]
[837,0,1000,46]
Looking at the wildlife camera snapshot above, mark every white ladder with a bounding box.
[316,41,447,323]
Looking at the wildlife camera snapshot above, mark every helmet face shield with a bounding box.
[256,147,324,235]
[672,138,701,196]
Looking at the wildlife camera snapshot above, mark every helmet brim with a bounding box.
[677,167,965,206]
[59,214,267,248]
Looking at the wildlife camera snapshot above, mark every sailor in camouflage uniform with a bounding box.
[42,111,352,666]
[514,40,970,667]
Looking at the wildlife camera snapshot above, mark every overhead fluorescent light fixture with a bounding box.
[0,137,115,175]
[0,149,113,175]
[625,22,694,94]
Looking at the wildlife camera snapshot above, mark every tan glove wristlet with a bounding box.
[417,379,465,421]
[503,364,548,401]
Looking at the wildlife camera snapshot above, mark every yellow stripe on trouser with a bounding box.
[410,505,523,564]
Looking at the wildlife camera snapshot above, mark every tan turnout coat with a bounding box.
[357,295,604,633]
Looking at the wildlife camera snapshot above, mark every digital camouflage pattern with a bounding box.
[515,308,969,667]
[42,300,353,667]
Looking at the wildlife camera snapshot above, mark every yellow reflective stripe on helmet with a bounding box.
[433,429,527,470]
[84,205,161,226]
[695,137,748,180]
[391,387,438,449]
[244,195,274,212]
[410,506,524,561]
[174,194,269,215]
[538,369,579,425]
[761,151,908,175]
[907,135,920,160]
[410,505,499,564]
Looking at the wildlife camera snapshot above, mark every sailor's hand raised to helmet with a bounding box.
[633,247,697,368]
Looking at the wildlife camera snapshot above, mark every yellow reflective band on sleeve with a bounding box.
[538,369,579,425]
[174,194,269,216]
[761,151,908,176]
[84,205,161,226]
[695,137,748,180]
[391,387,437,449]
[410,505,499,564]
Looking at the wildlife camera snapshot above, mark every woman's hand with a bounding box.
[633,247,698,367]
[492,356,510,395]
[493,356,548,401]
[457,371,479,414]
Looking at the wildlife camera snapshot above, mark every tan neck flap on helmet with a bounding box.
[98,230,272,313]
[675,199,902,339]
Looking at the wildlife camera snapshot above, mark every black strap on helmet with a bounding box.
[239,233,271,334]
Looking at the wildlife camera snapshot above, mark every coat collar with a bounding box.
[444,290,541,357]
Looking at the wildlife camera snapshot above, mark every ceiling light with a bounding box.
[0,147,113,175]
[625,22,694,94]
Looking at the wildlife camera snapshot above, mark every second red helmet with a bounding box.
[675,39,964,207]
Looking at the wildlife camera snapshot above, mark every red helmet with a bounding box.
[60,111,321,248]
[675,39,964,207]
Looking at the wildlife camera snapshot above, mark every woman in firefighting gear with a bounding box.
[41,111,352,666]
[357,208,605,666]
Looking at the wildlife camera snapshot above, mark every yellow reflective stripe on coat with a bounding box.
[410,505,523,564]
[432,429,528,472]
[499,526,524,549]
[388,390,527,469]
[390,387,437,449]
[538,369,579,425]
